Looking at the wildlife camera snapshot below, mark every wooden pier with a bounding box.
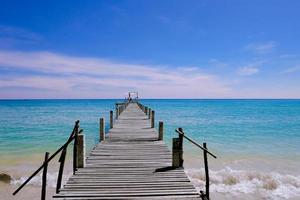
[54,102,200,199]
[13,96,216,200]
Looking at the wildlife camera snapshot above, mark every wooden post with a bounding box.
[56,148,66,194]
[172,138,180,168]
[145,107,148,115]
[110,110,113,129]
[116,107,119,119]
[158,121,163,140]
[178,128,184,167]
[151,110,155,128]
[148,108,151,119]
[100,118,105,141]
[41,152,49,200]
[172,127,184,168]
[73,127,78,175]
[203,142,210,200]
[77,134,85,168]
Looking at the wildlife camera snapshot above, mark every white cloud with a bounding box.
[238,66,259,76]
[281,66,300,74]
[244,41,277,54]
[0,50,232,98]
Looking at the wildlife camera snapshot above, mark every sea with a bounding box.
[0,99,300,200]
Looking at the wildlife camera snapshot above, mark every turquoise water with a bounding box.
[1,99,300,199]
[0,99,114,156]
[0,99,300,159]
[141,99,300,159]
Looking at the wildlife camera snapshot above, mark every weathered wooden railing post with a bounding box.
[158,121,163,140]
[203,142,210,200]
[116,107,119,119]
[172,138,180,168]
[145,106,148,115]
[100,117,105,141]
[56,148,66,194]
[172,128,184,168]
[77,133,85,168]
[110,111,113,129]
[148,108,151,119]
[41,152,49,200]
[178,128,184,167]
[151,110,155,128]
[73,126,78,175]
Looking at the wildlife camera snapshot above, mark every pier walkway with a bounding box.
[54,103,200,199]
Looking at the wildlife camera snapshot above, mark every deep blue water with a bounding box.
[0,99,300,159]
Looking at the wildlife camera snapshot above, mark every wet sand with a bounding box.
[1,183,55,200]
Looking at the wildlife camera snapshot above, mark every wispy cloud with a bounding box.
[0,50,231,98]
[209,59,228,68]
[0,25,42,47]
[244,41,277,54]
[281,65,300,74]
[279,54,298,59]
[238,66,259,76]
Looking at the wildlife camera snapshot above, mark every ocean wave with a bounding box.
[11,172,72,188]
[10,168,300,199]
[186,167,300,200]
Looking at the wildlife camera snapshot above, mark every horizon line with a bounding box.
[1,98,300,100]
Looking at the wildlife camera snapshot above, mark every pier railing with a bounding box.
[13,98,130,199]
[175,128,217,200]
[13,120,85,200]
[137,102,157,129]
[99,99,130,141]
[136,101,217,200]
[115,99,130,119]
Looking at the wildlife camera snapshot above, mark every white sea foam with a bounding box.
[10,168,300,199]
[186,167,300,199]
[11,172,72,188]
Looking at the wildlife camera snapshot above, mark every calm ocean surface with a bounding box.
[1,99,300,199]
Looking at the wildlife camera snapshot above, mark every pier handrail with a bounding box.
[174,127,217,200]
[175,128,217,158]
[13,120,82,199]
[115,99,130,118]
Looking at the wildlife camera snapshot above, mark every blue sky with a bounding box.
[0,0,300,98]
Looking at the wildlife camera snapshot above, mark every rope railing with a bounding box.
[12,120,85,200]
[175,128,217,158]
[136,102,156,128]
[100,99,132,141]
[173,127,217,200]
[136,101,216,199]
[115,99,130,119]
